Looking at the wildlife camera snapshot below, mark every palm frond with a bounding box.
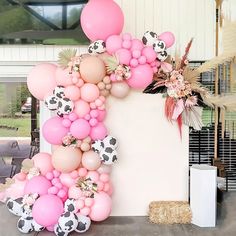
[104,55,119,73]
[58,49,77,68]
[182,106,203,130]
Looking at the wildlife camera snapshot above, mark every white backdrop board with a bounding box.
[105,91,189,216]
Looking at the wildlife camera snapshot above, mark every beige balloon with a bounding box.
[110,81,130,98]
[52,146,82,173]
[80,56,106,84]
[82,151,101,171]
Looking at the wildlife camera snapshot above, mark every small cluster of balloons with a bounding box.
[0,0,176,235]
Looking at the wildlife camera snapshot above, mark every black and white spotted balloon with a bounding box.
[157,50,168,61]
[100,148,118,165]
[75,214,91,233]
[44,95,59,111]
[6,198,23,216]
[58,212,78,233]
[142,31,158,46]
[153,40,166,53]
[17,216,34,234]
[54,86,65,99]
[64,199,77,213]
[88,40,106,54]
[57,97,74,115]
[103,135,118,149]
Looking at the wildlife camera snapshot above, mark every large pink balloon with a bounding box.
[70,119,91,139]
[55,67,78,87]
[32,153,54,175]
[24,176,52,196]
[81,0,124,41]
[159,31,175,48]
[32,194,63,227]
[142,47,156,63]
[42,117,69,145]
[27,63,57,100]
[89,192,112,221]
[81,83,100,103]
[127,64,154,89]
[90,122,108,140]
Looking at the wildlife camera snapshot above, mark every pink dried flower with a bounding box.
[185,96,198,107]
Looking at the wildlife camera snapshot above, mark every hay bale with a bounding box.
[148,201,192,224]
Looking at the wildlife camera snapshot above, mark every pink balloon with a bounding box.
[81,83,100,103]
[89,192,112,221]
[24,176,52,196]
[32,194,63,227]
[46,225,55,232]
[97,110,107,122]
[90,122,108,140]
[130,58,139,67]
[59,173,76,188]
[78,168,88,177]
[80,207,91,216]
[127,64,154,89]
[70,119,91,139]
[106,35,122,54]
[131,39,144,51]
[81,0,124,41]
[142,47,157,63]
[27,63,57,100]
[32,152,54,175]
[62,119,72,128]
[115,48,132,65]
[158,31,175,48]
[64,85,80,101]
[42,117,69,145]
[68,112,78,121]
[86,171,100,182]
[55,67,78,87]
[3,180,26,202]
[15,172,27,181]
[74,100,91,118]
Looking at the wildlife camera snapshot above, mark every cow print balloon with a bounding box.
[57,97,74,115]
[44,95,59,111]
[58,212,78,233]
[54,224,68,236]
[31,219,45,232]
[64,199,77,213]
[88,40,106,54]
[100,148,118,165]
[53,86,65,99]
[75,214,91,233]
[91,140,104,153]
[17,216,34,234]
[153,40,166,53]
[103,135,118,149]
[157,50,168,61]
[142,31,158,46]
[6,198,23,216]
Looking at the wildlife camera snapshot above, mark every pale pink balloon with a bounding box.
[100,173,110,183]
[32,152,54,175]
[62,119,72,128]
[76,199,85,209]
[74,100,91,118]
[127,64,154,89]
[89,192,112,221]
[106,35,122,54]
[24,176,52,196]
[15,172,27,181]
[115,48,132,65]
[32,195,63,227]
[64,85,80,101]
[4,180,26,202]
[80,207,91,216]
[97,181,105,191]
[103,183,110,192]
[70,119,91,139]
[142,46,156,63]
[85,198,94,207]
[86,171,100,182]
[27,63,57,100]
[81,0,124,41]
[59,173,76,188]
[55,67,78,87]
[81,83,100,102]
[78,168,88,177]
[131,39,144,51]
[52,146,82,173]
[68,112,78,121]
[159,31,175,48]
[110,81,130,98]
[90,122,108,140]
[80,56,106,84]
[82,151,101,171]
[46,225,55,232]
[68,186,83,199]
[42,117,69,145]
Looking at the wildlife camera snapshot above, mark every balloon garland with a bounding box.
[0,0,177,235]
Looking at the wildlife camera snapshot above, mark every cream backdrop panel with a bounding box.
[106,91,189,216]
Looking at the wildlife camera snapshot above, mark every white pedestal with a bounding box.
[190,164,217,227]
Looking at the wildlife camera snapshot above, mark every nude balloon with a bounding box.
[110,81,130,98]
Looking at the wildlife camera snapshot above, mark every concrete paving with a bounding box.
[0,192,235,236]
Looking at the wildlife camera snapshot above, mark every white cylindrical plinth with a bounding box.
[190,164,217,227]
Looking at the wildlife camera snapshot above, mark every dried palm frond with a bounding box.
[182,106,203,130]
[58,49,77,68]
[174,53,181,70]
[104,55,119,74]
[0,178,15,192]
[180,38,193,69]
[165,97,176,121]
[21,159,34,173]
[183,67,200,84]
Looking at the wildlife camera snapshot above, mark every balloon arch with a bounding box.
[0,0,192,235]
